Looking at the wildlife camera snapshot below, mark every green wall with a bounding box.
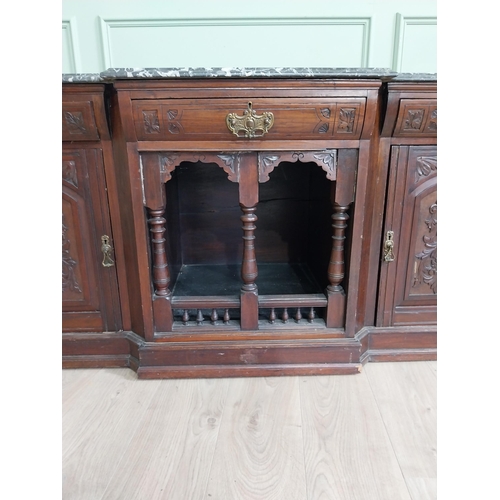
[62,1,436,73]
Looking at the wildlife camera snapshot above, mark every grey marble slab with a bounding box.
[392,73,437,82]
[62,73,103,83]
[99,67,398,80]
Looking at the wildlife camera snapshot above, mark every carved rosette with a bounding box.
[64,111,87,134]
[62,214,82,293]
[413,202,437,294]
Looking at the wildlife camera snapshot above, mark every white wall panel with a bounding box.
[99,17,371,69]
[62,1,437,74]
[393,14,437,72]
[62,19,81,73]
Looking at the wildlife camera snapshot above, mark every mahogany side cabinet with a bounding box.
[62,69,437,378]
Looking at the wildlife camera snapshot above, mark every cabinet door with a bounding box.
[377,145,437,327]
[62,148,121,332]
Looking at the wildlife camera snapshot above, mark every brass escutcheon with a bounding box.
[101,235,115,267]
[226,102,274,138]
[383,230,395,262]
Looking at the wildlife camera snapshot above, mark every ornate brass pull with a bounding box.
[226,102,274,138]
[383,231,395,262]
[101,235,115,267]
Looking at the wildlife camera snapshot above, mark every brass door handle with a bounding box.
[101,235,115,267]
[383,231,395,262]
[226,102,274,138]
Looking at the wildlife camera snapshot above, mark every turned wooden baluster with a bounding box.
[282,308,289,323]
[240,205,258,291]
[196,309,204,325]
[325,149,357,329]
[325,203,349,328]
[295,308,302,323]
[211,309,219,325]
[239,154,260,330]
[308,308,315,323]
[269,308,276,324]
[327,204,349,292]
[148,208,171,297]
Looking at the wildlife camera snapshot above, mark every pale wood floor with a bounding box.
[62,361,436,500]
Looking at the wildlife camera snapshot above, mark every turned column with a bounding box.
[142,152,174,332]
[327,204,349,290]
[325,203,349,328]
[325,149,357,328]
[239,154,259,330]
[148,207,171,297]
[240,205,258,291]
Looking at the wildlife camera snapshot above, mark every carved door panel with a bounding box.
[62,148,121,332]
[377,145,437,327]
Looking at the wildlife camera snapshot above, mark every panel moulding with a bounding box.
[98,17,372,69]
[392,14,437,72]
[62,18,82,73]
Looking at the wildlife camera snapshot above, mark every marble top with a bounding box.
[99,67,399,80]
[63,68,437,83]
[62,73,103,83]
[392,73,437,82]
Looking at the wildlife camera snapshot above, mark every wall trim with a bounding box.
[62,18,82,73]
[99,17,372,70]
[392,14,437,71]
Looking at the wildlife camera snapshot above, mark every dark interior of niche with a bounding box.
[163,160,352,297]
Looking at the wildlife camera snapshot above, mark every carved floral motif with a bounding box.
[216,154,240,182]
[62,160,78,187]
[427,109,437,131]
[64,111,87,134]
[258,151,337,182]
[413,202,437,294]
[337,108,356,133]
[62,214,82,293]
[159,154,180,181]
[142,110,160,133]
[313,152,337,180]
[404,109,424,130]
[167,109,182,134]
[415,156,437,182]
[320,108,331,118]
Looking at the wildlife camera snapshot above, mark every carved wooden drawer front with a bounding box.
[62,100,101,141]
[393,99,437,137]
[132,98,366,142]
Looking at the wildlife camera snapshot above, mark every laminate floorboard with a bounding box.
[206,377,307,500]
[364,361,437,500]
[62,369,163,500]
[62,361,437,500]
[101,378,229,500]
[299,371,412,500]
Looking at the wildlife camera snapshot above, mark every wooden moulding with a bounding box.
[62,327,436,376]
[357,326,437,363]
[62,333,130,368]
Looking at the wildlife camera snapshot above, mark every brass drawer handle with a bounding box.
[226,102,274,138]
[383,230,395,262]
[101,235,115,267]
